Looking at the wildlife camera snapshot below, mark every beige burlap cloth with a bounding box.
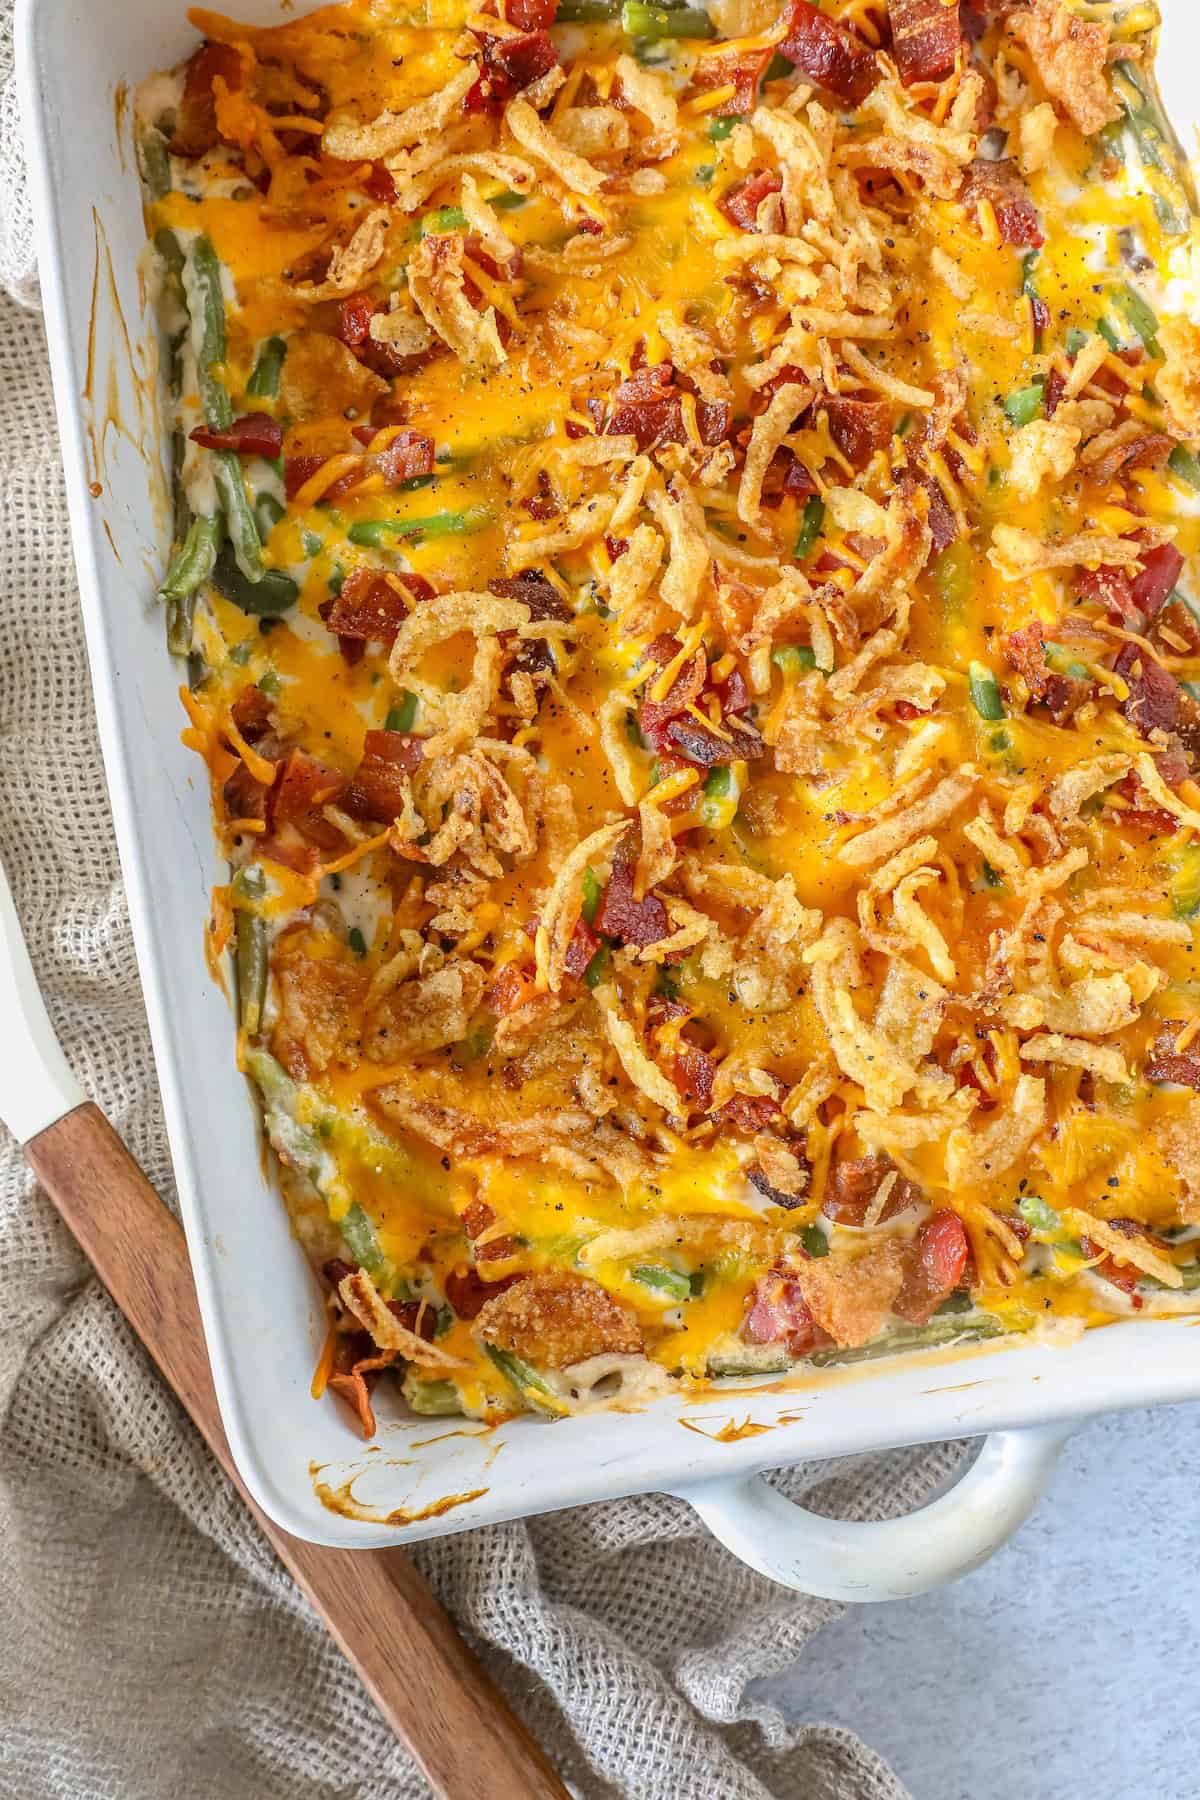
[0,10,963,1793]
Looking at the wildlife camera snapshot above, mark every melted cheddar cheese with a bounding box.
[139,0,1200,1431]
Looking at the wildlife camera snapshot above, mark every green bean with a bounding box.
[1115,281,1161,355]
[169,430,190,541]
[212,454,266,583]
[622,0,715,37]
[139,131,173,200]
[154,225,186,282]
[1171,845,1200,920]
[346,507,490,547]
[209,542,298,617]
[185,236,266,583]
[1112,59,1192,236]
[581,865,603,924]
[1003,380,1045,427]
[631,1265,692,1301]
[930,541,971,617]
[403,1375,463,1416]
[417,205,467,237]
[793,493,824,562]
[707,1345,792,1378]
[255,491,286,543]
[384,689,419,732]
[708,114,745,141]
[583,943,611,989]
[1017,1193,1060,1233]
[968,661,1005,722]
[1065,325,1091,356]
[1168,445,1200,491]
[234,910,268,1036]
[339,1201,386,1274]
[1021,251,1044,352]
[772,644,817,677]
[484,1345,565,1414]
[158,514,221,606]
[799,1222,829,1258]
[347,926,368,958]
[808,1315,1005,1368]
[247,335,287,399]
[1043,640,1090,681]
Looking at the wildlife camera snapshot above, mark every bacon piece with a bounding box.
[190,413,282,458]
[507,0,557,25]
[322,569,410,648]
[563,917,601,980]
[906,462,958,552]
[343,729,425,821]
[462,1197,522,1264]
[337,290,437,379]
[718,172,783,234]
[1146,1022,1200,1089]
[893,1212,970,1325]
[822,1156,922,1226]
[1075,562,1139,625]
[1078,1241,1142,1306]
[825,393,893,467]
[889,0,962,84]
[1113,642,1180,738]
[364,163,398,203]
[230,684,272,743]
[1088,431,1172,487]
[271,748,348,840]
[468,27,559,111]
[169,40,242,157]
[346,426,435,486]
[674,1042,716,1111]
[595,841,669,949]
[690,45,774,115]
[1130,543,1185,623]
[744,1269,826,1357]
[664,714,764,767]
[606,363,728,452]
[444,1264,521,1320]
[639,636,708,737]
[489,570,573,620]
[961,158,1043,248]
[328,1338,395,1438]
[223,761,270,823]
[1003,621,1086,723]
[779,0,879,104]
[715,1093,783,1134]
[284,454,363,504]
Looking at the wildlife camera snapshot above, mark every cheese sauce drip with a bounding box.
[140,0,1200,1430]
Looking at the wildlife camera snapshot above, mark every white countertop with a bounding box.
[762,1404,1200,1800]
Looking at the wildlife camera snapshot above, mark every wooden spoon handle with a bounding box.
[25,1102,568,1800]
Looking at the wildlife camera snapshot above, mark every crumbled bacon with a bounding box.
[462,1197,522,1263]
[674,1042,717,1111]
[284,454,362,504]
[363,163,398,204]
[230,684,272,743]
[337,290,436,379]
[507,0,557,25]
[822,1156,922,1226]
[1003,621,1087,723]
[664,713,764,767]
[563,917,602,980]
[223,760,270,823]
[444,1264,521,1319]
[190,413,282,458]
[779,0,879,104]
[825,393,893,467]
[327,1336,395,1439]
[595,841,669,948]
[343,729,425,821]
[893,1212,970,1325]
[718,172,783,234]
[1113,642,1181,739]
[467,27,559,111]
[322,569,410,649]
[961,158,1044,247]
[639,636,708,738]
[1130,543,1185,622]
[350,423,437,486]
[715,1092,783,1134]
[906,461,958,552]
[1146,1022,1200,1089]
[1088,432,1172,487]
[744,1269,827,1357]
[489,571,573,621]
[271,747,348,841]
[689,45,774,115]
[606,363,729,451]
[889,0,962,84]
[169,40,242,157]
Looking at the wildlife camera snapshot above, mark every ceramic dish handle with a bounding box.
[673,1423,1072,1601]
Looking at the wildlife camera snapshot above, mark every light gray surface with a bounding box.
[762,1405,1200,1800]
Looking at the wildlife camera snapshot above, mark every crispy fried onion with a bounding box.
[840,769,977,870]
[804,917,923,1113]
[407,234,506,370]
[1018,1031,1129,1085]
[593,982,681,1114]
[337,1268,463,1370]
[293,207,391,300]
[324,62,476,160]
[738,381,813,529]
[645,477,710,619]
[537,820,628,993]
[389,592,529,755]
[989,524,1166,579]
[945,1074,1045,1189]
[505,96,607,196]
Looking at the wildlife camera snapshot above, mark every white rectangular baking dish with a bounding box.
[17,0,1200,1598]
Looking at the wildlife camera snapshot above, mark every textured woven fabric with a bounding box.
[0,9,961,1793]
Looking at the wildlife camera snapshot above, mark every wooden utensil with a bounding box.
[2,865,567,1800]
